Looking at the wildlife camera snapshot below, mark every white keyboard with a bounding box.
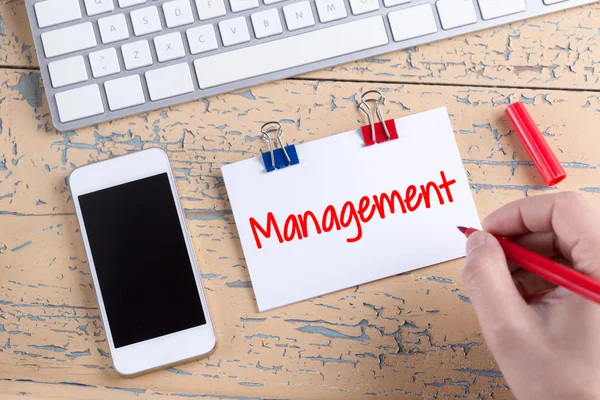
[26,0,598,131]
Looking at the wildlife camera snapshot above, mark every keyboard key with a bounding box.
[154,32,186,62]
[48,56,88,88]
[437,0,477,29]
[187,25,219,54]
[544,0,568,3]
[230,0,259,12]
[283,1,316,31]
[41,23,97,58]
[219,17,251,46]
[388,4,437,42]
[89,48,121,78]
[349,0,379,15]
[98,14,130,44]
[55,84,104,123]
[119,0,146,7]
[383,0,410,7]
[131,6,162,36]
[146,63,195,101]
[163,0,195,28]
[34,0,81,28]
[195,0,227,20]
[264,0,285,4]
[105,75,145,111]
[122,40,153,70]
[84,0,115,16]
[477,0,526,20]
[315,0,347,23]
[251,9,284,39]
[194,15,388,88]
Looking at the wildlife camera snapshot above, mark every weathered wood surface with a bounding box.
[0,2,599,399]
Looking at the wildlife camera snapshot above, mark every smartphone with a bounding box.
[70,148,216,376]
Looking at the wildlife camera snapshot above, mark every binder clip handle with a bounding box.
[357,90,399,146]
[261,122,299,173]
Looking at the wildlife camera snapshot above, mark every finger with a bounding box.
[483,192,600,279]
[462,231,534,344]
[506,232,560,273]
[512,269,557,299]
[511,232,560,259]
[524,288,557,304]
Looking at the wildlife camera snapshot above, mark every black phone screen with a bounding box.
[78,173,206,348]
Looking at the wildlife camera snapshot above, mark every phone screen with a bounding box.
[78,173,206,348]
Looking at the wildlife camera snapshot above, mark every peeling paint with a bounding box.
[10,73,43,108]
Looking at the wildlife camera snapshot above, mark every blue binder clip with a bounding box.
[261,122,299,173]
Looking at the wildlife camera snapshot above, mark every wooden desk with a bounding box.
[1,2,599,399]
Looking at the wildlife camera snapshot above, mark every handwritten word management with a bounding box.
[249,171,457,249]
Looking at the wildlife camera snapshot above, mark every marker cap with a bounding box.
[505,102,567,186]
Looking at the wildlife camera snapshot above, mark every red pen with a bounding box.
[458,226,600,305]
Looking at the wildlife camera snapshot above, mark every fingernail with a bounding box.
[466,231,487,255]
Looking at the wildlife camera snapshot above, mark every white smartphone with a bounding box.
[70,148,216,376]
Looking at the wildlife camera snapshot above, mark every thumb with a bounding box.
[461,231,533,344]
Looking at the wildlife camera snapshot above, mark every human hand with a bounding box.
[461,192,600,400]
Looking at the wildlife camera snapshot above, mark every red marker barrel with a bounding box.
[505,102,567,186]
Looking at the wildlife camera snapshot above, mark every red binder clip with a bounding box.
[358,90,399,146]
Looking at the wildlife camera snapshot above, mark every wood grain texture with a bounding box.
[0,2,599,399]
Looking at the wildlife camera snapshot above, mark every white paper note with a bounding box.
[222,108,481,311]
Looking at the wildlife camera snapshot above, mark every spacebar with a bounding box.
[193,16,389,89]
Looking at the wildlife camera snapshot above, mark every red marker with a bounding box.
[458,226,600,305]
[505,102,566,186]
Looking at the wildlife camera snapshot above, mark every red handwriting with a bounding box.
[249,171,457,249]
